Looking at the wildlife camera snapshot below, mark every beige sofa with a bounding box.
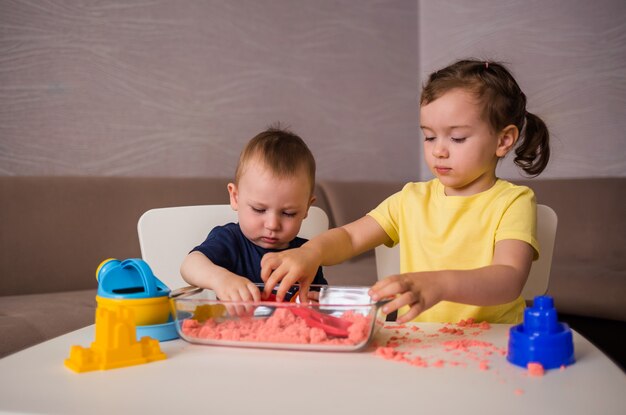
[1,176,624,365]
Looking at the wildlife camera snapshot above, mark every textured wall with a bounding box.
[2,1,625,181]
[419,0,626,180]
[0,0,420,181]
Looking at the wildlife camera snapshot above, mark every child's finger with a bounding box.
[249,284,262,303]
[298,284,310,304]
[259,253,277,282]
[369,275,404,302]
[370,275,394,290]
[379,296,401,315]
[263,266,286,298]
[223,293,246,317]
[223,300,237,318]
[394,291,425,323]
[369,279,392,300]
[307,290,320,302]
[240,286,260,315]
[249,290,261,314]
[380,290,418,315]
[276,275,298,301]
[395,303,423,323]
[231,292,247,316]
[370,273,401,290]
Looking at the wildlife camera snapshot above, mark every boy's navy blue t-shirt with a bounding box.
[192,222,327,290]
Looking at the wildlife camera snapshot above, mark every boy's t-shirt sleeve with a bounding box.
[191,225,239,270]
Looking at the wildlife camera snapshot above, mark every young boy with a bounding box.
[180,126,327,302]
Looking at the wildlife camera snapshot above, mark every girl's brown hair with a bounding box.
[421,59,550,176]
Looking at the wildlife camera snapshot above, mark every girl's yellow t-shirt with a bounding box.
[368,178,538,324]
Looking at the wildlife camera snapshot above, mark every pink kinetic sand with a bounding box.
[527,362,545,376]
[181,308,371,346]
[374,319,505,372]
[373,319,558,397]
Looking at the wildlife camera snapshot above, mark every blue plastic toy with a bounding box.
[507,295,575,369]
[96,258,178,341]
[97,258,170,300]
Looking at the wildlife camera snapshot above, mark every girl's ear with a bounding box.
[496,124,520,157]
[227,183,239,211]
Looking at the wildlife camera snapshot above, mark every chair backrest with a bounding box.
[374,204,558,301]
[137,205,330,290]
[521,204,558,299]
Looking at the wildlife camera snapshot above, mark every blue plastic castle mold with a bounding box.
[507,295,575,369]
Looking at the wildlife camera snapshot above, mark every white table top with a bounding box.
[0,322,624,415]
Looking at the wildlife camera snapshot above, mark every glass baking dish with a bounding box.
[170,286,387,352]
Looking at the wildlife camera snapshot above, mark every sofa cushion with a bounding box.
[0,289,96,358]
[547,260,625,321]
[516,178,625,261]
[516,178,626,321]
[318,180,404,228]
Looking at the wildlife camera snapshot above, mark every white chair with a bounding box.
[374,204,558,301]
[137,205,329,290]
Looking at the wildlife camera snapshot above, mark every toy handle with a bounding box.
[96,258,121,281]
[120,259,158,297]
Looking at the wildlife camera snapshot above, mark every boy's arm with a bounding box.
[180,251,261,302]
[261,216,391,301]
[369,239,533,322]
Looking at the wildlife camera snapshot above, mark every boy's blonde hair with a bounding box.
[235,126,316,194]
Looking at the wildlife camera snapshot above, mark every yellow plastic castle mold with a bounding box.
[65,305,166,373]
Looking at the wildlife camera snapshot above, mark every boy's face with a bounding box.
[420,88,512,196]
[228,158,314,249]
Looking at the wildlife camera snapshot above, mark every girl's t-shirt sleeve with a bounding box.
[367,190,403,247]
[496,186,539,260]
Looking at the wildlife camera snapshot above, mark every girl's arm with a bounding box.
[369,239,534,323]
[180,251,261,302]
[261,216,391,301]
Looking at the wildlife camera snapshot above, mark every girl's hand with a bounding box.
[260,246,321,303]
[369,272,444,323]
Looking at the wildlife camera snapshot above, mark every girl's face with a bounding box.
[228,158,313,249]
[420,88,512,196]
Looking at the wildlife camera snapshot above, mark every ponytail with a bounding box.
[514,111,550,177]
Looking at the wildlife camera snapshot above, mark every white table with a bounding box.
[0,323,624,415]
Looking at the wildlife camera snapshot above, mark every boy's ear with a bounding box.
[303,195,316,219]
[227,183,239,211]
[496,124,519,157]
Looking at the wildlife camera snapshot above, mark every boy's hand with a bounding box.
[369,272,443,323]
[214,275,262,316]
[260,247,321,303]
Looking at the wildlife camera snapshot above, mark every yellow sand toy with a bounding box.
[65,258,172,373]
[64,305,166,373]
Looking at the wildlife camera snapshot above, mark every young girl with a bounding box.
[260,59,550,324]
